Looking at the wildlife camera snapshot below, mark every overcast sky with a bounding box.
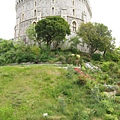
[0,0,119,47]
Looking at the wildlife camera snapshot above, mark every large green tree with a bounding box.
[35,16,70,47]
[77,22,115,57]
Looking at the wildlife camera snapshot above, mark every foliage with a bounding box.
[69,36,80,53]
[0,64,120,119]
[0,106,16,120]
[26,24,37,45]
[104,114,118,120]
[100,62,119,73]
[92,53,102,61]
[0,39,41,65]
[35,16,70,47]
[66,54,81,66]
[0,39,14,54]
[77,22,115,57]
[78,74,87,85]
[104,51,120,62]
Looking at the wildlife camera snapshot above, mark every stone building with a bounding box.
[14,0,92,43]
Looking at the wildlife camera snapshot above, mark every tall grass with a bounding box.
[0,65,120,119]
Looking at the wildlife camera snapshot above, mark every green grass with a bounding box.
[0,64,120,120]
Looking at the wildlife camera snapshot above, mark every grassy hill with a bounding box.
[0,64,120,120]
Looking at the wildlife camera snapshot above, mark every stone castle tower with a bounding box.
[14,0,92,40]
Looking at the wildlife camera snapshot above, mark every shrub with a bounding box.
[92,53,102,61]
[115,96,120,103]
[66,65,74,79]
[82,56,91,62]
[77,74,87,85]
[4,50,17,64]
[66,54,81,66]
[58,55,66,64]
[116,89,120,96]
[100,62,119,73]
[30,46,41,56]
[104,114,118,120]
[0,56,6,65]
[104,52,119,62]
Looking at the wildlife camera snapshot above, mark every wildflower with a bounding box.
[76,54,80,58]
[43,113,48,117]
[71,54,75,56]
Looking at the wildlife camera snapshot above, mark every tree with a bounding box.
[77,22,115,57]
[0,39,14,54]
[26,24,37,45]
[69,36,80,53]
[35,16,70,47]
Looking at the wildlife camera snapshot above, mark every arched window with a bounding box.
[72,21,76,32]
[34,10,36,17]
[52,7,54,15]
[73,9,75,16]
[32,21,37,25]
[35,1,36,6]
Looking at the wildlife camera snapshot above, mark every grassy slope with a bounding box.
[0,65,119,120]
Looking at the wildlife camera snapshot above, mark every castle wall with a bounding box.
[15,0,92,40]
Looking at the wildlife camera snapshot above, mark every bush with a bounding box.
[0,56,6,65]
[4,50,17,64]
[116,89,120,96]
[66,54,81,66]
[58,55,66,64]
[100,62,119,73]
[92,53,102,61]
[77,74,87,85]
[82,56,91,62]
[104,114,118,120]
[104,52,119,62]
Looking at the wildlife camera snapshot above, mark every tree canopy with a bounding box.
[77,22,115,57]
[26,24,37,45]
[35,16,70,47]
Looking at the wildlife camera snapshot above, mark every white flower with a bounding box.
[76,54,80,58]
[71,54,75,56]
[43,113,48,117]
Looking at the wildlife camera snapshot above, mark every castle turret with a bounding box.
[14,0,92,40]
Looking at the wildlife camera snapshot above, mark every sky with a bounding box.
[0,0,120,47]
[90,0,120,47]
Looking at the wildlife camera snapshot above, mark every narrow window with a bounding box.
[72,21,76,32]
[35,1,36,6]
[73,9,75,16]
[52,7,54,15]
[22,14,24,21]
[73,0,74,5]
[52,0,54,4]
[34,10,36,17]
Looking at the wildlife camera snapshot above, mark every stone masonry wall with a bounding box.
[15,0,92,41]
